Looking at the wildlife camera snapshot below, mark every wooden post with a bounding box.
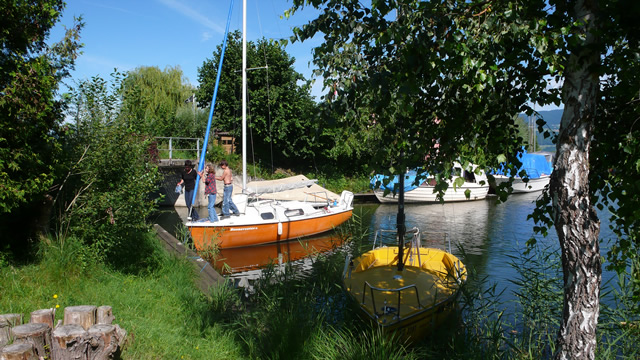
[11,323,50,359]
[0,343,38,360]
[96,306,114,325]
[51,324,87,360]
[29,308,55,329]
[63,306,96,330]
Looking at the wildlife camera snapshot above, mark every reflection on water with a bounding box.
[369,198,492,256]
[215,234,343,274]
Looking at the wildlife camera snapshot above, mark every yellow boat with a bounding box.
[343,227,467,343]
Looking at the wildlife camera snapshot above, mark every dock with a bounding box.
[153,224,225,294]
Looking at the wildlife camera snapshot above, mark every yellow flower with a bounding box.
[56,304,60,308]
[195,346,199,350]
[53,294,58,299]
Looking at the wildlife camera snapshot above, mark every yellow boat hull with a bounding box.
[344,246,466,342]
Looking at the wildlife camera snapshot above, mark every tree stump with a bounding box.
[51,324,87,360]
[0,314,23,327]
[0,322,10,347]
[11,323,50,359]
[64,306,96,330]
[96,306,114,325]
[29,308,55,329]
[86,324,121,360]
[0,343,38,360]
[0,314,23,347]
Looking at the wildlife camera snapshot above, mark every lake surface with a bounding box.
[153,192,619,302]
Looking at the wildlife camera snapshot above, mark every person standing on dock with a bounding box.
[217,160,239,217]
[177,160,199,221]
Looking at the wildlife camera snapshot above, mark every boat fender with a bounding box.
[277,222,282,235]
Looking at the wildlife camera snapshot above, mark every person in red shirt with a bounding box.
[201,163,219,222]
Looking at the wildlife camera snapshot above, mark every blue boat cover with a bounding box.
[370,170,428,192]
[494,150,552,179]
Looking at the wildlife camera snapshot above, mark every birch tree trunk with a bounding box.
[551,0,601,359]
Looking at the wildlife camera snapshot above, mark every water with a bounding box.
[368,192,617,295]
[153,192,619,299]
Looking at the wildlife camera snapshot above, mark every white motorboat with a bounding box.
[372,162,489,203]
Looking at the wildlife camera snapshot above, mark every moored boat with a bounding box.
[343,227,467,342]
[188,191,354,249]
[372,162,489,203]
[491,150,552,193]
[493,174,550,193]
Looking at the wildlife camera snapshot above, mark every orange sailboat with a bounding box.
[185,0,353,250]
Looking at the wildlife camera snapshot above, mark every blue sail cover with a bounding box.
[495,150,552,179]
[370,170,428,193]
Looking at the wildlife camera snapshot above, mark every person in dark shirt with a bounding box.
[177,160,199,220]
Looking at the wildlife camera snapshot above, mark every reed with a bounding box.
[439,239,640,359]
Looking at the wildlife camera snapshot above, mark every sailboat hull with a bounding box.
[493,174,550,193]
[374,183,489,203]
[188,196,353,249]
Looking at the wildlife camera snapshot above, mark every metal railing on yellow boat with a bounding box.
[361,281,426,320]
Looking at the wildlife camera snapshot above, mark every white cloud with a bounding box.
[201,31,212,42]
[156,0,224,35]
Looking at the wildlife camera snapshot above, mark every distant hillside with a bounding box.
[538,109,563,130]
[521,108,563,152]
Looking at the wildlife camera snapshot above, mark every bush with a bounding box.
[55,74,162,267]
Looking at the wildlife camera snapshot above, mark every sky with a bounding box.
[50,0,560,110]
[51,0,326,97]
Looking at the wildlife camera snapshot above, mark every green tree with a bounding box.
[121,66,200,137]
[197,31,318,169]
[0,0,82,214]
[313,100,383,175]
[288,0,639,358]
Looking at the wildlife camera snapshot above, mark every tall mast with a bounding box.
[241,0,247,191]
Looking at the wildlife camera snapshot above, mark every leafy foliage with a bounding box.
[589,1,640,300]
[197,31,318,170]
[288,0,559,190]
[57,73,162,265]
[0,0,82,214]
